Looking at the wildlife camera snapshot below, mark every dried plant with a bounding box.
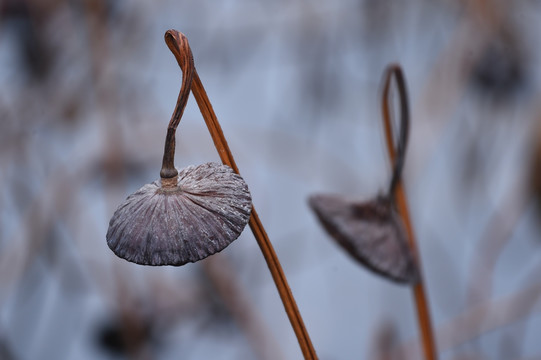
[2,2,540,359]
[309,64,417,284]
[309,194,417,283]
[309,69,417,282]
[309,64,437,359]
[106,32,252,266]
[106,30,317,359]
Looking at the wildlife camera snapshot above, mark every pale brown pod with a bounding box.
[309,194,418,284]
[106,162,252,266]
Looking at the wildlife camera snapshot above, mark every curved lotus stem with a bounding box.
[381,64,438,360]
[165,30,318,359]
[160,30,195,181]
[381,64,410,198]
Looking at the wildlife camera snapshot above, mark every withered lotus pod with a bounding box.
[107,163,252,266]
[309,65,418,284]
[309,195,417,283]
[106,31,252,266]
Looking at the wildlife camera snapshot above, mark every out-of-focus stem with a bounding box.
[381,64,438,360]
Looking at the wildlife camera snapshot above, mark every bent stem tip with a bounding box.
[160,30,195,183]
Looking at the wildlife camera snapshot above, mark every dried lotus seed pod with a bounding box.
[107,162,252,266]
[308,65,419,284]
[106,32,252,266]
[309,194,418,284]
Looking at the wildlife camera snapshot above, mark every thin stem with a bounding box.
[160,30,195,180]
[191,70,318,360]
[381,64,438,360]
[164,29,317,360]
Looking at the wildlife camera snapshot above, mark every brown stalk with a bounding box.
[160,31,195,181]
[381,64,438,360]
[164,30,317,359]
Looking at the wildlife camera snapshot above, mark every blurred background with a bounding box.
[1,0,541,359]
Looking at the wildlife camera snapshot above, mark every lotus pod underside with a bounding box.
[107,162,252,266]
[309,194,418,284]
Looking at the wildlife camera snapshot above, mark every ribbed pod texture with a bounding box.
[107,163,252,266]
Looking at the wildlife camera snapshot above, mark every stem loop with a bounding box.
[381,64,410,198]
[381,64,438,360]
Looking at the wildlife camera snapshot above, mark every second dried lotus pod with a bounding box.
[106,31,252,266]
[309,64,418,284]
[309,194,417,283]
